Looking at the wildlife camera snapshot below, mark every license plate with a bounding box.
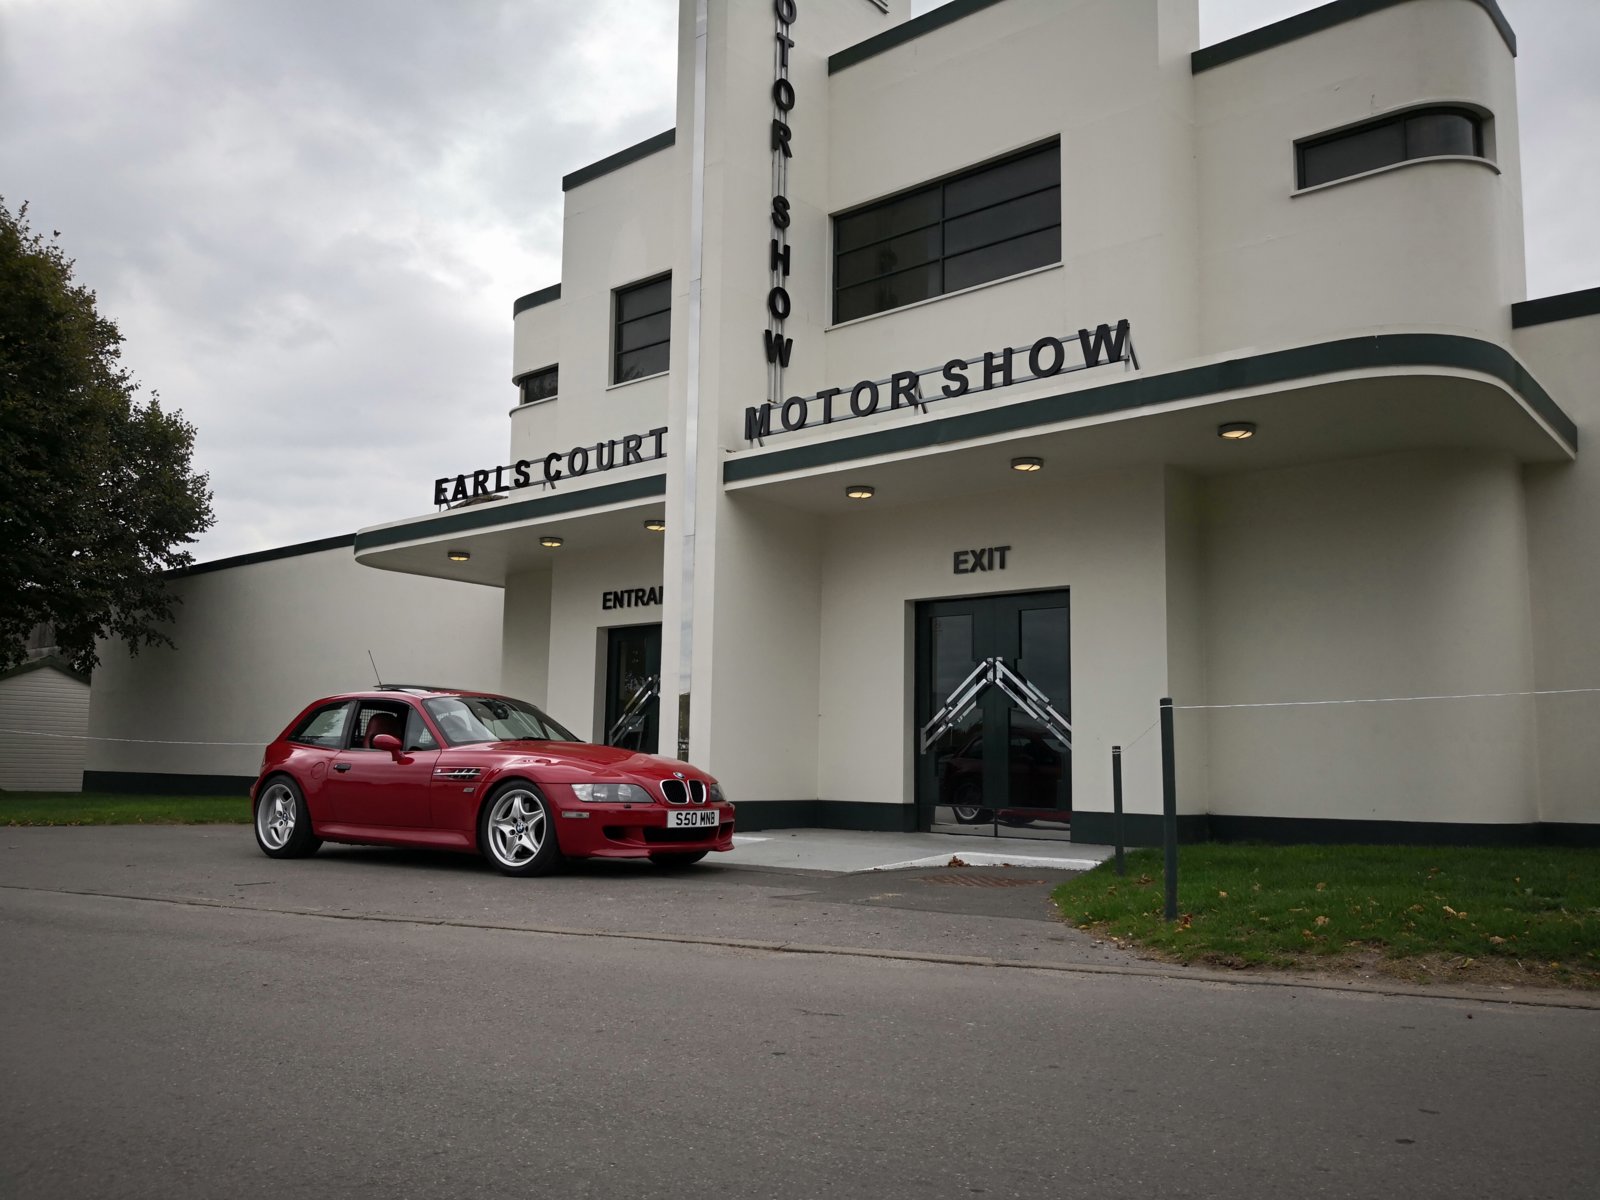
[665,808,720,828]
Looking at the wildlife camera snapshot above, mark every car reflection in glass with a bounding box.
[936,721,1070,828]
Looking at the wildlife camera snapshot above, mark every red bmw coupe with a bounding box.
[251,686,733,876]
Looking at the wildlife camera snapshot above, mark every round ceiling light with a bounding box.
[1011,456,1044,472]
[845,484,875,500]
[539,536,564,548]
[1218,422,1257,440]
[643,519,666,533]
[447,549,471,563]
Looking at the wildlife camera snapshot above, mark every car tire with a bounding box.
[253,776,321,858]
[479,782,564,877]
[950,783,992,825]
[648,850,708,869]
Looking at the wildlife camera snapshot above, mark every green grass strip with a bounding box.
[0,793,250,826]
[1052,843,1600,987]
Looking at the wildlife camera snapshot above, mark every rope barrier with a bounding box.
[0,728,262,747]
[1174,686,1600,711]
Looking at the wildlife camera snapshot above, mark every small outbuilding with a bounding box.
[0,656,90,792]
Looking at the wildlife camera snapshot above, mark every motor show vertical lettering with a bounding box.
[766,0,797,402]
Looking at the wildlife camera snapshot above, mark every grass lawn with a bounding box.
[1052,843,1600,989]
[0,792,250,826]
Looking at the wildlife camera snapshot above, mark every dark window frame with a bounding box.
[1295,105,1488,191]
[831,140,1061,325]
[516,364,558,406]
[612,273,672,384]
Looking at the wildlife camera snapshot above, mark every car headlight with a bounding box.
[569,782,652,804]
[708,783,728,805]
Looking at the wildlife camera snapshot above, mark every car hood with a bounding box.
[453,741,714,783]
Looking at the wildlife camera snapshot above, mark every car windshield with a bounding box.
[423,695,580,747]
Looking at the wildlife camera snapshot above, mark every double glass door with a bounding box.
[603,624,661,752]
[916,591,1072,838]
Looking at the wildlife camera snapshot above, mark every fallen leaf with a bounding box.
[1316,882,1327,891]
[1315,915,1330,927]
[1443,905,1458,917]
[947,856,968,868]
[1488,936,1506,945]
[1218,890,1228,899]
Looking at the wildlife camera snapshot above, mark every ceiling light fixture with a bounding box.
[1218,422,1257,440]
[845,484,875,500]
[447,549,471,563]
[643,519,666,532]
[1011,456,1044,472]
[539,536,564,548]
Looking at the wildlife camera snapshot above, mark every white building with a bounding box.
[89,0,1598,845]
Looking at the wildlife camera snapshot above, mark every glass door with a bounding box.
[603,624,661,752]
[915,591,1071,838]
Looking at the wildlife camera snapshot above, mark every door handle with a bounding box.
[333,763,352,773]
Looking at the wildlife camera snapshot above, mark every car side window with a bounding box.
[403,707,438,752]
[290,702,352,748]
[350,702,409,750]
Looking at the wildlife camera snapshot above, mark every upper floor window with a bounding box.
[1297,107,1486,190]
[832,141,1061,325]
[614,274,671,383]
[518,364,558,405]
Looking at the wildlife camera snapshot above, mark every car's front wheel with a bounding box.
[479,783,564,877]
[253,776,321,858]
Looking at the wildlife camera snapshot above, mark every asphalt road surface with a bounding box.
[2,830,1596,1199]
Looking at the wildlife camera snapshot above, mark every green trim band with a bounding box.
[354,474,668,553]
[513,284,561,317]
[1512,286,1600,329]
[733,799,918,833]
[1192,0,1514,73]
[1073,811,1597,847]
[724,333,1574,485]
[170,533,358,579]
[830,0,1009,74]
[82,770,256,797]
[561,129,676,192]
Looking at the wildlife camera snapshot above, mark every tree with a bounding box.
[0,199,214,674]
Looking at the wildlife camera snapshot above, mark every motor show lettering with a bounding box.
[432,427,667,506]
[743,319,1133,443]
[764,0,797,392]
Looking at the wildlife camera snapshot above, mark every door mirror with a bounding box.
[371,733,402,759]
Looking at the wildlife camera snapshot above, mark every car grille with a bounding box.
[659,779,707,804]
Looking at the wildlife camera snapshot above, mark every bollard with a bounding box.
[1159,696,1178,921]
[1111,745,1125,876]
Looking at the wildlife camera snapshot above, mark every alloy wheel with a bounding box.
[487,789,547,868]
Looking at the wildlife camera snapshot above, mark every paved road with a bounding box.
[2,830,1597,1199]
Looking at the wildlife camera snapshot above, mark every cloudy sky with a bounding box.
[3,0,1595,563]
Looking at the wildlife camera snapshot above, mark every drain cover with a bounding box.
[917,874,1047,888]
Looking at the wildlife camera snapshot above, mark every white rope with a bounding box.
[0,728,262,747]
[1174,686,1600,711]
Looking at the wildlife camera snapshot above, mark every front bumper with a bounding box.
[551,800,736,858]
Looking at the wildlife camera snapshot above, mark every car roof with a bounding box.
[338,686,504,700]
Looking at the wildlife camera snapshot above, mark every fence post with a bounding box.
[1111,745,1125,876]
[1160,696,1178,921]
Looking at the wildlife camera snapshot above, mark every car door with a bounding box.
[323,700,440,830]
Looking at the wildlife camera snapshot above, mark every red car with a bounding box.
[251,686,733,876]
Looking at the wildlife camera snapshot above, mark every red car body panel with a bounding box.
[252,690,734,862]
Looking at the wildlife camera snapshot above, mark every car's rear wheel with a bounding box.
[479,783,563,877]
[254,777,321,858]
[648,850,708,869]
